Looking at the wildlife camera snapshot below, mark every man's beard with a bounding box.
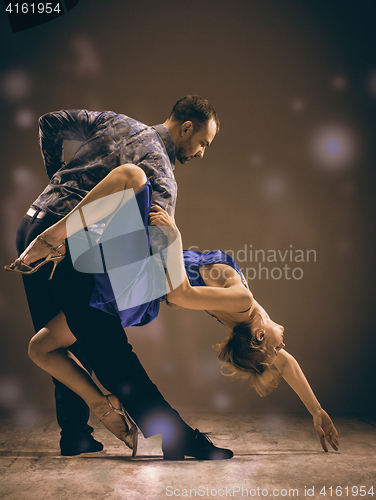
[177,155,193,164]
[176,138,194,164]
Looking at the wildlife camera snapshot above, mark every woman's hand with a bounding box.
[149,205,177,228]
[313,409,339,452]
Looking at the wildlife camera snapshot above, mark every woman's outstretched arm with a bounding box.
[273,349,339,452]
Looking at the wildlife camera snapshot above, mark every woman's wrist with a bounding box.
[308,403,322,417]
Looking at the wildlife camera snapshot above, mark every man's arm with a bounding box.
[38,109,106,178]
[273,349,339,452]
[138,155,177,217]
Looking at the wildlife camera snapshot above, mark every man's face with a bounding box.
[176,118,217,164]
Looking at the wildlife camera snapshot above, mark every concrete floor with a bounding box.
[0,409,375,500]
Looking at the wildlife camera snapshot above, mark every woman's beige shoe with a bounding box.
[4,234,65,280]
[99,395,138,457]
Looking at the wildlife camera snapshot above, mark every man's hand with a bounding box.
[313,409,339,452]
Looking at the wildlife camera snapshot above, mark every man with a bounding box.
[14,95,232,460]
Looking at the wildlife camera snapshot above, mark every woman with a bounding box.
[6,164,339,454]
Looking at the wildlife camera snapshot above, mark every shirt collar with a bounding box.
[153,124,176,168]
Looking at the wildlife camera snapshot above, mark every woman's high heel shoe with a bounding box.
[99,395,138,457]
[4,235,65,280]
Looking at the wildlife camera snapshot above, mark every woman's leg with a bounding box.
[19,165,147,265]
[28,312,134,443]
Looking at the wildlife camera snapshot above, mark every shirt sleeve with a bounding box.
[38,109,107,179]
[137,153,177,217]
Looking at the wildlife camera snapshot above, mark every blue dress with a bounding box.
[183,250,248,289]
[89,179,163,327]
[89,183,248,328]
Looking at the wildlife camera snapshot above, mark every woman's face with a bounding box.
[252,306,285,365]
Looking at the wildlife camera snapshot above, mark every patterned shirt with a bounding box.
[32,109,177,217]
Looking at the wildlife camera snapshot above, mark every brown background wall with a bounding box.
[0,0,375,419]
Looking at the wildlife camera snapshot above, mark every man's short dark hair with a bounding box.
[169,95,220,133]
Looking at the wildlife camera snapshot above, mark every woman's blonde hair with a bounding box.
[215,322,282,397]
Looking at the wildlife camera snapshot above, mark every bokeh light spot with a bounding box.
[71,35,101,78]
[213,392,232,411]
[325,138,341,155]
[144,414,178,445]
[310,125,357,170]
[330,75,348,91]
[263,173,288,200]
[15,108,35,128]
[2,70,33,101]
[291,97,306,112]
[337,238,353,255]
[15,408,39,427]
[249,154,263,168]
[12,165,36,186]
[0,377,23,407]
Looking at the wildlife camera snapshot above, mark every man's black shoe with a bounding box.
[163,429,233,460]
[60,433,104,456]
